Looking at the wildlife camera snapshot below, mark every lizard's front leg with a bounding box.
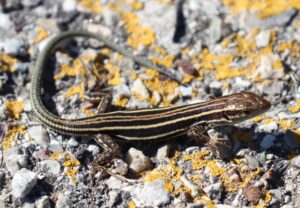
[187,123,233,158]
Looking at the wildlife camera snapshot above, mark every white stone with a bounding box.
[0,14,13,30]
[28,126,50,147]
[234,77,251,88]
[179,85,193,98]
[38,160,61,175]
[260,134,276,150]
[131,79,150,99]
[62,0,77,12]
[87,144,100,156]
[0,38,23,56]
[255,30,270,48]
[131,179,171,207]
[257,121,278,133]
[126,148,151,174]
[67,138,79,147]
[12,169,37,199]
[105,176,123,190]
[152,91,161,104]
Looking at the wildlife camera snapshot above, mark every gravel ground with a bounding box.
[0,0,300,207]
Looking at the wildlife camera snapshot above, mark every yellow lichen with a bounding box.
[4,100,24,120]
[277,119,296,131]
[51,152,80,184]
[78,0,103,13]
[2,125,26,150]
[252,116,263,122]
[34,27,48,44]
[54,59,87,80]
[128,200,137,208]
[0,53,17,73]
[105,62,122,85]
[114,96,129,107]
[289,99,300,113]
[65,84,85,100]
[222,0,300,18]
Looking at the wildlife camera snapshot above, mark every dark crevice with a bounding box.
[173,0,186,43]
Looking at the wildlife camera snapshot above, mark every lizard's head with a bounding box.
[220,92,271,124]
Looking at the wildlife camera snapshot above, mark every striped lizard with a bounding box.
[30,31,271,164]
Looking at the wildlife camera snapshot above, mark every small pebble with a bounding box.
[56,193,71,208]
[130,179,171,207]
[255,30,270,48]
[12,168,37,199]
[131,79,150,99]
[291,155,300,168]
[38,160,61,175]
[62,0,77,12]
[28,126,50,147]
[0,13,13,30]
[156,144,172,163]
[125,148,151,174]
[179,85,193,98]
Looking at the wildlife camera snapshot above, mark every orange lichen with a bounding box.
[34,27,48,44]
[0,53,17,73]
[2,125,26,150]
[78,0,103,13]
[4,100,24,120]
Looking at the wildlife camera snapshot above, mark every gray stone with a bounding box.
[203,182,223,201]
[260,134,276,150]
[12,168,37,199]
[245,155,260,170]
[156,144,172,163]
[38,160,61,175]
[56,193,71,208]
[4,149,27,176]
[291,155,300,168]
[35,196,51,208]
